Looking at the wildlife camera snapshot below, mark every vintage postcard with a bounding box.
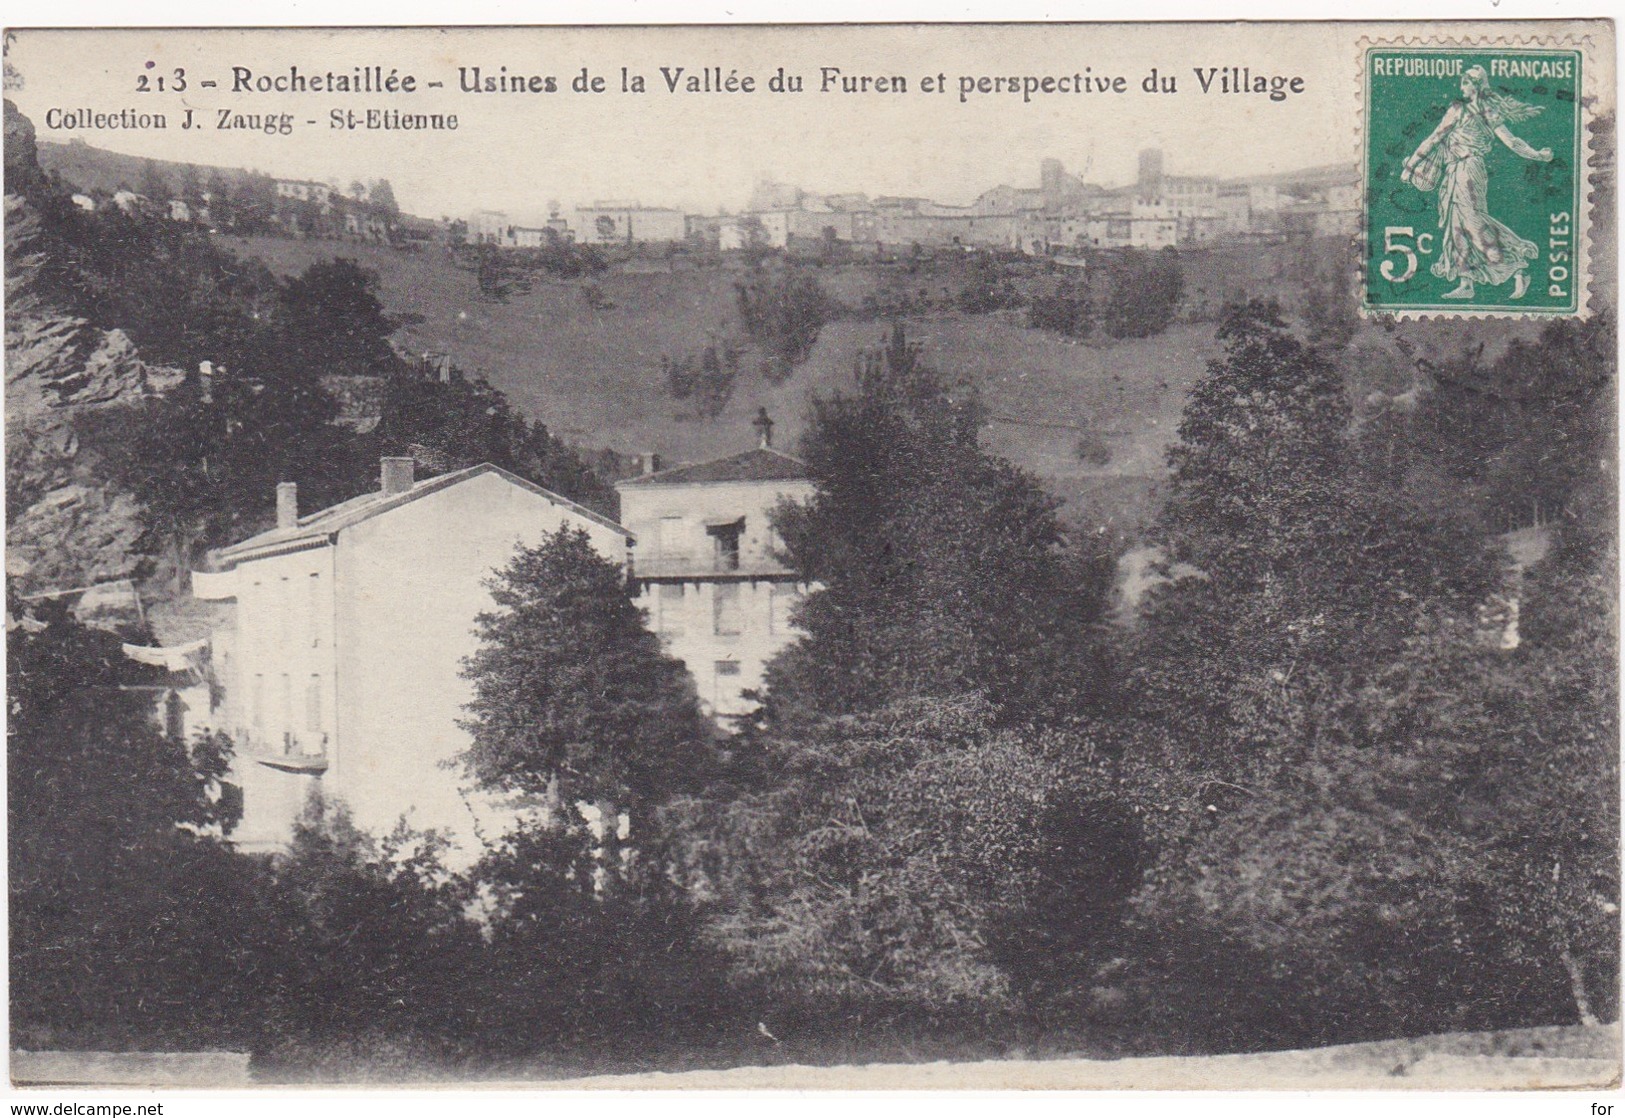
[2,17,1618,1101]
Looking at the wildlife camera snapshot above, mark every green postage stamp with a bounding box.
[1363,43,1586,317]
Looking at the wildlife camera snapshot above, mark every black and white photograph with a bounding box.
[2,14,1619,1100]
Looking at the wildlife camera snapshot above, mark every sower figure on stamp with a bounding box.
[1402,64,1553,299]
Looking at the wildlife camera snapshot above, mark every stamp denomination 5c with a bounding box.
[1363,44,1586,317]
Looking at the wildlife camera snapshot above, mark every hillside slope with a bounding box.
[218,234,1548,539]
[216,235,1222,537]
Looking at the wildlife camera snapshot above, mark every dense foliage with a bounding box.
[735,269,835,382]
[663,341,742,420]
[82,242,609,575]
[670,697,1140,1021]
[1100,248,1184,339]
[1108,305,1616,1050]
[461,526,715,834]
[764,324,1114,725]
[8,603,255,1049]
[9,101,1615,1066]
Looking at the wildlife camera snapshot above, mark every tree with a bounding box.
[670,696,1142,1022]
[1111,302,1571,1049]
[1028,279,1092,339]
[377,370,618,515]
[368,178,400,216]
[467,819,732,1053]
[663,341,740,420]
[232,172,278,234]
[111,382,234,592]
[1405,314,1615,533]
[1136,301,1499,749]
[955,251,1017,314]
[1300,257,1358,351]
[735,270,834,383]
[255,801,483,1054]
[461,526,714,860]
[1101,248,1183,339]
[276,258,399,377]
[1481,524,1619,1025]
[204,169,234,229]
[470,243,529,302]
[764,324,1114,726]
[1122,551,1617,1047]
[175,162,204,211]
[139,158,169,203]
[8,600,253,1048]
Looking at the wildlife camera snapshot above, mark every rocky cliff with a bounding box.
[5,105,183,594]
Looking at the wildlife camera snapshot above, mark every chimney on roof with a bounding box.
[639,452,662,476]
[381,457,415,496]
[753,407,775,449]
[198,360,214,403]
[276,482,299,529]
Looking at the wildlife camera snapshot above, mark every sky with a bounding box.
[7,24,1377,222]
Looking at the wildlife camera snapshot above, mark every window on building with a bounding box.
[714,660,741,707]
[309,573,322,647]
[713,583,742,636]
[769,584,802,635]
[218,782,244,823]
[707,518,744,572]
[656,515,687,569]
[215,651,230,713]
[658,582,685,636]
[305,675,322,734]
[163,690,185,743]
[250,673,265,730]
[280,576,292,646]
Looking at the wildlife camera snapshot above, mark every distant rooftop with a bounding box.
[617,448,811,488]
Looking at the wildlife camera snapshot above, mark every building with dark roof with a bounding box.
[616,414,816,723]
[193,457,632,861]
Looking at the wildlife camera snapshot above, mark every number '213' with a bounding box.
[136,68,187,92]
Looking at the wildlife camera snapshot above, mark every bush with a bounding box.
[8,603,260,1050]
[736,270,835,383]
[1029,288,1092,339]
[254,802,485,1050]
[1101,249,1184,339]
[956,253,1018,314]
[671,697,1143,1021]
[466,820,735,1053]
[664,342,741,420]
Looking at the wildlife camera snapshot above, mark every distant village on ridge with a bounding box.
[39,135,1360,256]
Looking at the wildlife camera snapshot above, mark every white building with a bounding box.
[720,213,792,252]
[506,226,552,248]
[571,204,687,245]
[275,179,334,209]
[193,457,632,862]
[470,209,510,245]
[617,418,815,724]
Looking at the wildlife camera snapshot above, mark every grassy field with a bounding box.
[220,235,1216,540]
[221,234,1547,542]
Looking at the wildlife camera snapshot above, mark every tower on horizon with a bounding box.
[1040,157,1066,200]
[1138,148,1165,197]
